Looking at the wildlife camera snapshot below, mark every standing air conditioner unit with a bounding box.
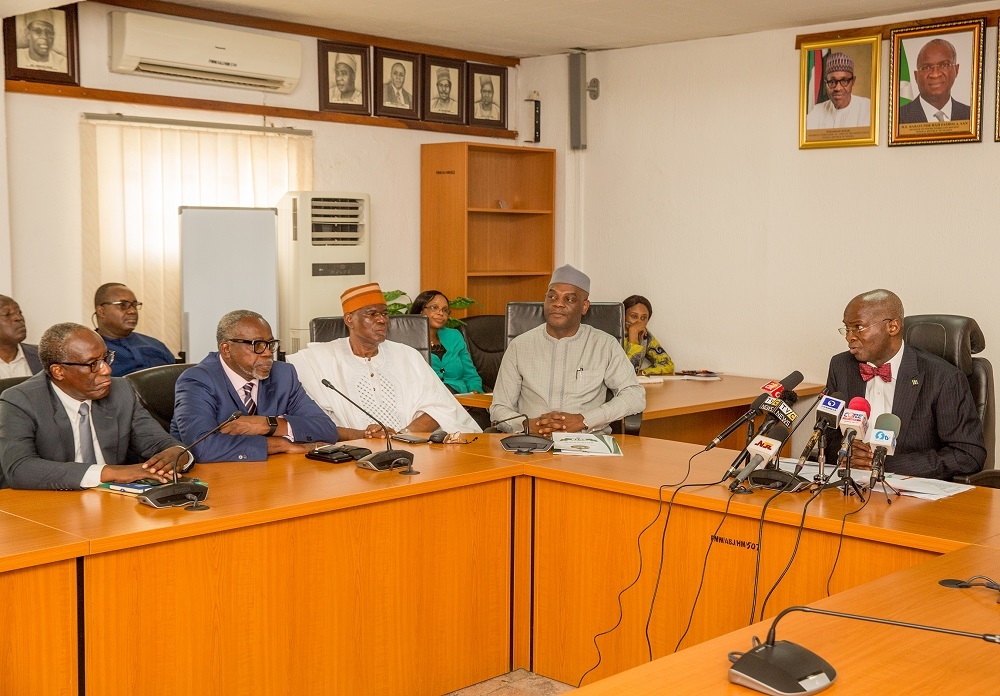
[110,12,301,94]
[277,193,371,354]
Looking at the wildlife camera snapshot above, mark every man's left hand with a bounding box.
[849,440,874,470]
[535,412,587,434]
[142,446,187,477]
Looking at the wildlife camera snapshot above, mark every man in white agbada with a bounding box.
[287,282,480,438]
[806,52,871,130]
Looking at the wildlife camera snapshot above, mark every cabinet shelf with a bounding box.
[422,142,555,316]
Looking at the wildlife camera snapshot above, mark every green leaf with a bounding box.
[449,296,477,310]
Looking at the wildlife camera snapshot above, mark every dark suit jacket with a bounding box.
[171,353,338,462]
[382,83,412,108]
[897,96,971,124]
[21,343,42,374]
[824,346,985,480]
[0,373,182,490]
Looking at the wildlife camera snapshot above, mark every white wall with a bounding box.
[522,2,1000,392]
[5,2,519,339]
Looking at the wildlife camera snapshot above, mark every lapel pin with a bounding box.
[911,379,919,386]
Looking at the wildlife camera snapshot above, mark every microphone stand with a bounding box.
[137,411,242,510]
[320,379,417,475]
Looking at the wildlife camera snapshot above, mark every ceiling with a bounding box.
[169,0,972,57]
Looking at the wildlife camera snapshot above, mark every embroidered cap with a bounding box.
[825,52,854,75]
[549,264,590,294]
[341,282,385,314]
[334,53,358,74]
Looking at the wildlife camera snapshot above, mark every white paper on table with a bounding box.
[775,459,970,500]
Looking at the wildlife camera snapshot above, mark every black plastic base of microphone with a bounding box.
[729,640,836,695]
[748,469,813,492]
[136,481,209,510]
[356,449,416,473]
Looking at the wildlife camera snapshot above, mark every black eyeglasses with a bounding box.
[227,338,280,354]
[824,77,855,88]
[56,351,115,373]
[100,301,143,311]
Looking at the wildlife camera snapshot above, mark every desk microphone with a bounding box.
[836,397,870,468]
[869,413,900,489]
[320,379,417,475]
[489,412,530,433]
[706,371,803,451]
[137,411,242,510]
[728,604,1000,696]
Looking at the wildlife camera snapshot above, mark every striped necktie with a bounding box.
[242,382,257,415]
[78,402,97,464]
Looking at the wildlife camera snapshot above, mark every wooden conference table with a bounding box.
[456,375,824,445]
[0,434,997,695]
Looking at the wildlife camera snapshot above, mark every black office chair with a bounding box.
[0,375,31,396]
[125,363,193,431]
[458,315,505,392]
[309,315,432,365]
[503,301,641,435]
[902,314,995,478]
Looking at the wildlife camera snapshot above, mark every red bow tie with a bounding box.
[860,362,892,382]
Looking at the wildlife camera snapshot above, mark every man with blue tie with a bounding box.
[171,310,340,462]
[823,289,985,480]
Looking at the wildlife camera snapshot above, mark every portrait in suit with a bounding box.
[889,20,984,145]
[374,49,420,119]
[823,290,985,480]
[0,323,185,490]
[171,310,339,463]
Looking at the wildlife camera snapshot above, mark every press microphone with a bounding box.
[490,412,530,433]
[728,604,1000,695]
[729,424,790,491]
[320,378,417,475]
[836,397,870,467]
[137,411,242,510]
[869,413,901,488]
[706,371,803,451]
[793,393,845,474]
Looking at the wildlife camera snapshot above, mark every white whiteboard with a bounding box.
[180,207,278,363]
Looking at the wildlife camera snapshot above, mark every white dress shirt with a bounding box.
[219,355,293,440]
[0,345,32,379]
[863,341,905,442]
[50,383,106,487]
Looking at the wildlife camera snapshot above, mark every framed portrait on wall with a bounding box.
[468,64,506,129]
[889,18,984,146]
[318,41,370,115]
[799,36,880,149]
[3,4,79,86]
[423,56,465,125]
[374,48,421,120]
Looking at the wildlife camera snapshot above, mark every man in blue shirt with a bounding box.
[94,283,175,377]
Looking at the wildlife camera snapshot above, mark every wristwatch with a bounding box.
[265,416,279,437]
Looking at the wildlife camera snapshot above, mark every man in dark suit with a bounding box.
[382,61,412,108]
[897,38,970,124]
[171,310,339,462]
[0,323,185,489]
[824,289,985,480]
[0,295,42,377]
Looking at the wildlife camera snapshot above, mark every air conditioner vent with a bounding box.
[310,197,366,246]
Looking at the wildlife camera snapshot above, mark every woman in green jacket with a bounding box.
[410,290,484,394]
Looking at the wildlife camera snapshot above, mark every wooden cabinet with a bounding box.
[421,142,555,316]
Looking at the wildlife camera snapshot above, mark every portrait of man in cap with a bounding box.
[14,8,68,73]
[329,52,364,105]
[430,66,459,115]
[473,73,501,121]
[805,52,871,130]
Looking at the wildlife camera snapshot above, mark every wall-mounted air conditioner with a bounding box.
[110,12,301,94]
[277,192,372,354]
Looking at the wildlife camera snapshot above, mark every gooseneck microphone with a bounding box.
[489,412,530,433]
[728,604,1000,695]
[320,379,417,475]
[137,411,242,510]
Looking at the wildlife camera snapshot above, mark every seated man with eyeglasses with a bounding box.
[823,289,985,480]
[171,310,339,462]
[0,322,187,489]
[287,283,480,438]
[94,282,176,377]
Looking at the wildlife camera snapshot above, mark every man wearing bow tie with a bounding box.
[823,289,985,480]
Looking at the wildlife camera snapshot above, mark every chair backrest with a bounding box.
[505,302,625,348]
[125,363,193,431]
[0,375,31,396]
[458,315,505,392]
[309,315,432,365]
[902,314,995,470]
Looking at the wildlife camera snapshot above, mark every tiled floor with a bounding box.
[445,669,575,695]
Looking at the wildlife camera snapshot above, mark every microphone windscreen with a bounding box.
[847,396,871,417]
[780,390,799,406]
[779,371,804,391]
[873,412,901,435]
[768,424,790,442]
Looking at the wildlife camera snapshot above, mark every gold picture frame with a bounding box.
[799,36,880,149]
[889,18,984,146]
